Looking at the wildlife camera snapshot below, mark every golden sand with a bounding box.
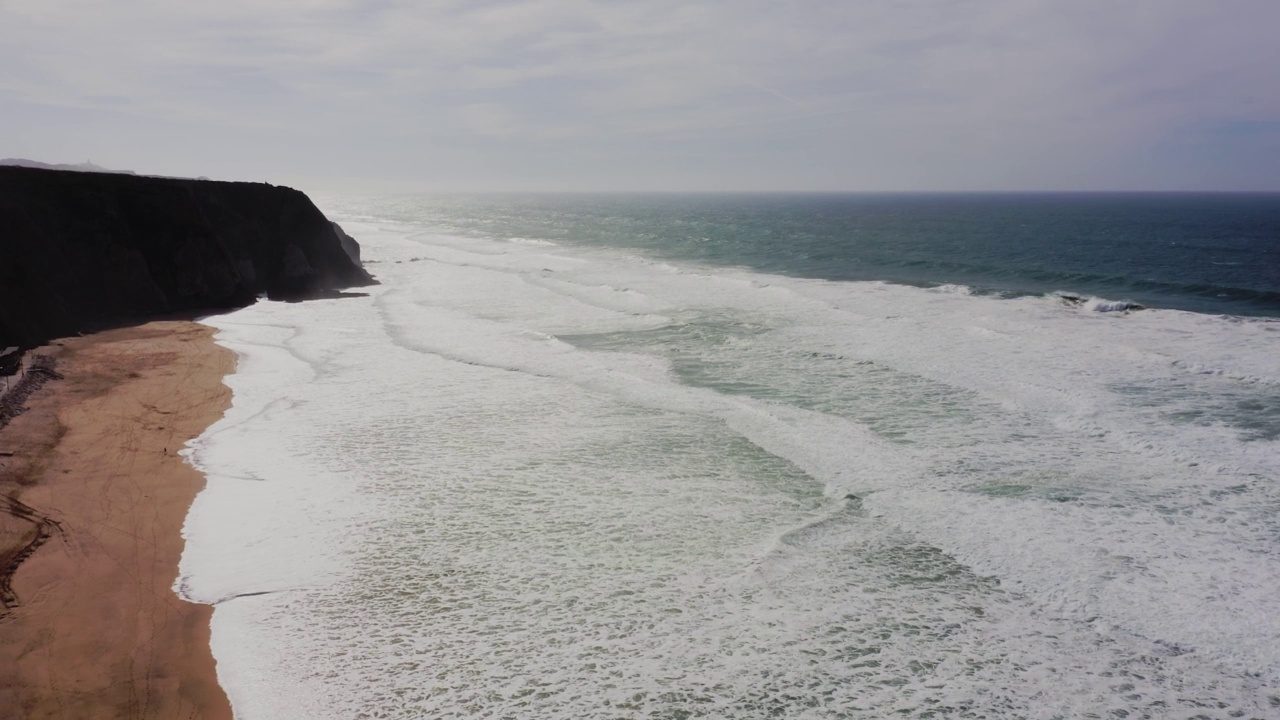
[0,321,234,720]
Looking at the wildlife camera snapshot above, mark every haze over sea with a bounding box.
[179,193,1280,719]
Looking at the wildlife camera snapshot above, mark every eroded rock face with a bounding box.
[0,166,375,348]
[333,221,362,267]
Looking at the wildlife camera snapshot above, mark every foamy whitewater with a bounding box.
[179,196,1280,719]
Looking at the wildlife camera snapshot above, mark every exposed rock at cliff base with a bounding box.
[0,165,375,348]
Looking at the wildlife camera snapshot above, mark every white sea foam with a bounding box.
[180,206,1280,719]
[928,283,973,295]
[507,236,558,246]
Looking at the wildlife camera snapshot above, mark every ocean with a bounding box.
[178,193,1280,719]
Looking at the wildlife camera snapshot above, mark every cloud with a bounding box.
[456,102,515,138]
[1,0,1277,189]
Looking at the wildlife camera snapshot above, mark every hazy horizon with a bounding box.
[3,1,1278,194]
[5,158,1280,197]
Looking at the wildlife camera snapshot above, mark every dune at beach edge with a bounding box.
[0,321,234,720]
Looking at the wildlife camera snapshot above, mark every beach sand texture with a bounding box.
[0,321,233,720]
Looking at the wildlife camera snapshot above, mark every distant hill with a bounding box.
[0,158,136,175]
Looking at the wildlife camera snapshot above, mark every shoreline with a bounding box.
[0,321,234,719]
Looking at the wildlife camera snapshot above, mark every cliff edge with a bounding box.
[0,166,375,348]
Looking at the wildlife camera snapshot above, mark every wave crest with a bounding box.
[1051,291,1146,313]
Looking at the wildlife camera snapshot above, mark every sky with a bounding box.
[2,0,1278,192]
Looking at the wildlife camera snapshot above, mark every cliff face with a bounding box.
[0,166,375,348]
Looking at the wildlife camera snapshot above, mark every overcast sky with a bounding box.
[2,0,1278,192]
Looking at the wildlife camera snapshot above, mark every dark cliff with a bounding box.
[0,166,375,348]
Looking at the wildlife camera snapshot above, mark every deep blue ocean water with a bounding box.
[364,192,1280,317]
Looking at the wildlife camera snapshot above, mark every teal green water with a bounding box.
[343,192,1280,316]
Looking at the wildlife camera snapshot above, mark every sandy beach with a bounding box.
[0,321,234,720]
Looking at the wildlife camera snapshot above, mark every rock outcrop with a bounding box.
[332,221,362,267]
[0,166,375,348]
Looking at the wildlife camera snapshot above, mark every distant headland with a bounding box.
[0,158,138,175]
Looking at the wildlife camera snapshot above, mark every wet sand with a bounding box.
[0,321,234,720]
